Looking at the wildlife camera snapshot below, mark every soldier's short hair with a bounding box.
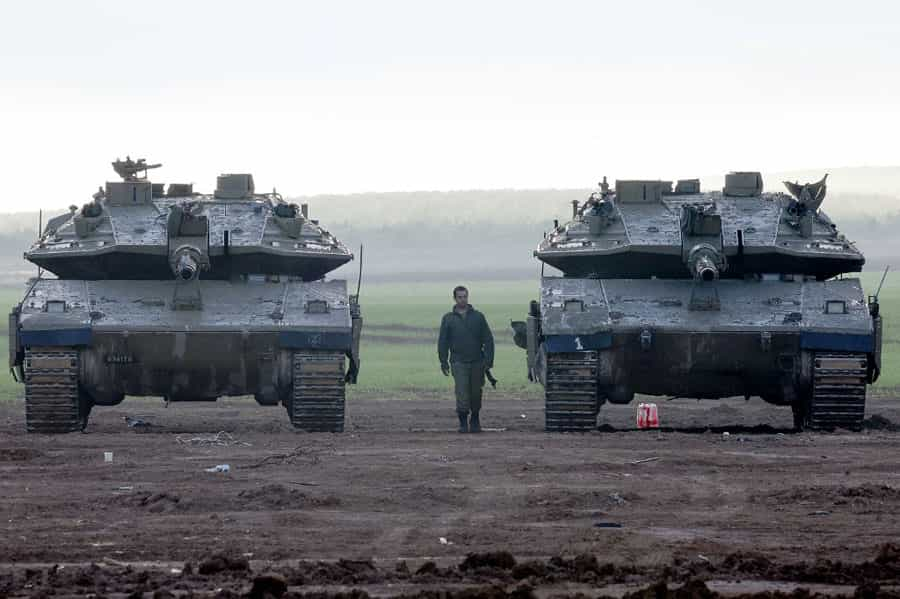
[452,285,468,298]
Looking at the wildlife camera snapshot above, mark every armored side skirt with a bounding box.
[80,331,324,404]
[543,330,874,403]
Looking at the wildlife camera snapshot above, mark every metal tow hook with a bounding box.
[760,331,772,352]
[640,329,653,351]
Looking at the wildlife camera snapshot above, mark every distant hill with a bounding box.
[3,166,898,235]
[297,166,900,225]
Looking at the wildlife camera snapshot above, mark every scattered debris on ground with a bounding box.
[176,431,250,446]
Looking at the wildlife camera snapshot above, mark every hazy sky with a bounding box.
[1,0,899,208]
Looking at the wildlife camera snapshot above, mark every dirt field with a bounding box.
[1,393,899,597]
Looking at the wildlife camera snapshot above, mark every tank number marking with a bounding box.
[105,354,136,364]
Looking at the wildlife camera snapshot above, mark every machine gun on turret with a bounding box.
[112,156,162,181]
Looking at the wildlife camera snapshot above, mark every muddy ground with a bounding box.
[1,392,899,597]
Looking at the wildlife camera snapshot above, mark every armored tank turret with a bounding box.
[9,158,362,433]
[513,173,883,431]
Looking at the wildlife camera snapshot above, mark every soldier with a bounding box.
[438,285,495,433]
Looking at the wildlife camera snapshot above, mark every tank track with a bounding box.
[807,352,868,431]
[24,347,83,434]
[289,351,346,432]
[544,351,599,432]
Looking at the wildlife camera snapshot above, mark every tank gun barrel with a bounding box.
[686,244,724,282]
[693,254,718,282]
[171,247,201,281]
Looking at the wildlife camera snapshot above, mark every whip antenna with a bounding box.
[37,210,43,278]
[875,265,890,300]
[356,244,364,299]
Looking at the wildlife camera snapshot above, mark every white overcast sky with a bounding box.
[1,0,898,208]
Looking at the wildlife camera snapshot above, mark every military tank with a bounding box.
[512,172,883,432]
[9,158,362,433]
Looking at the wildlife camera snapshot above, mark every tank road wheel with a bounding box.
[806,352,868,431]
[544,351,599,432]
[288,351,346,432]
[24,347,86,433]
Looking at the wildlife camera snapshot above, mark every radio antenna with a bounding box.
[355,244,364,299]
[875,265,890,300]
[37,210,43,278]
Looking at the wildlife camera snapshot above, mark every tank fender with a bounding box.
[596,348,615,386]
[82,387,125,407]
[596,343,630,404]
[606,385,634,405]
[798,350,814,392]
[869,313,882,383]
[57,348,122,406]
[515,300,542,383]
[276,349,294,396]
[510,320,527,350]
[254,348,280,406]
[526,313,541,382]
[345,297,362,384]
[533,343,547,385]
[8,307,23,378]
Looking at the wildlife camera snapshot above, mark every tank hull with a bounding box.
[10,278,362,432]
[516,276,881,431]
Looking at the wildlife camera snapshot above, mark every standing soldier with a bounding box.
[438,286,495,433]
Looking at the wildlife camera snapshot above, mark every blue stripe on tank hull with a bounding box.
[544,333,613,353]
[800,332,874,353]
[542,331,874,354]
[20,328,92,346]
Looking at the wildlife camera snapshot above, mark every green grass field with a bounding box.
[1,273,898,400]
[356,280,539,394]
[356,274,900,393]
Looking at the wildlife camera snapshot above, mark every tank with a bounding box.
[9,158,362,433]
[512,173,884,432]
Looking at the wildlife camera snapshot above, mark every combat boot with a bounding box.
[469,411,481,433]
[457,411,469,433]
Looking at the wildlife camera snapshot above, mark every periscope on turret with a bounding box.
[512,172,882,432]
[9,159,363,433]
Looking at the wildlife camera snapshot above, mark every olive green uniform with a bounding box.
[438,305,495,413]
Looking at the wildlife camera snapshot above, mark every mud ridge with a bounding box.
[3,546,898,597]
[863,414,900,432]
[753,484,900,508]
